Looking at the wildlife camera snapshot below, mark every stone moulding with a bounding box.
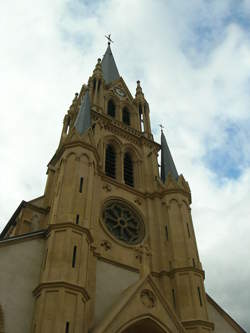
[33,281,90,302]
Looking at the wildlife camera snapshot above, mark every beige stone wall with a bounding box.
[94,260,139,326]
[0,237,44,333]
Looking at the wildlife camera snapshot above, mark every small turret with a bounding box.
[135,80,144,101]
[135,81,152,136]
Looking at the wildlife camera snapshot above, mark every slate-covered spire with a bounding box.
[74,90,91,135]
[101,43,120,84]
[161,130,178,182]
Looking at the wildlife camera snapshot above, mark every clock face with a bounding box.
[114,87,126,97]
[102,200,145,245]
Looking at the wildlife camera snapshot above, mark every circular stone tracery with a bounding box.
[102,201,145,245]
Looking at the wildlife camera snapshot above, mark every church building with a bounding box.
[0,42,246,333]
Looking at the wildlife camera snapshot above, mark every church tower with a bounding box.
[4,41,246,333]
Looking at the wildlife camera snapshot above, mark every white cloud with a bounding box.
[0,0,250,330]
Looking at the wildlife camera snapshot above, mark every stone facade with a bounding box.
[0,44,246,333]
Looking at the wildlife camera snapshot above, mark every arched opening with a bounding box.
[122,107,130,126]
[139,104,144,131]
[121,318,167,333]
[107,99,116,118]
[124,152,134,187]
[105,144,116,178]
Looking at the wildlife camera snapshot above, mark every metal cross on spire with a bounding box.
[105,34,114,45]
[159,124,164,133]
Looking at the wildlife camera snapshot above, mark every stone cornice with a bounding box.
[0,230,46,246]
[47,223,94,243]
[100,174,191,201]
[92,109,160,150]
[92,254,205,280]
[182,319,214,330]
[92,253,140,274]
[152,266,205,279]
[48,139,100,167]
[33,281,90,302]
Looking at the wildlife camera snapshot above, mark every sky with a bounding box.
[0,0,250,330]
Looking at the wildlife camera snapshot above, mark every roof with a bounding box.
[74,90,91,135]
[160,131,178,182]
[101,44,120,84]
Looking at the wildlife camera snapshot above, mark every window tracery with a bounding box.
[102,200,145,245]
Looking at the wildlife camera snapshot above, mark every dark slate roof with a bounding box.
[161,131,178,182]
[74,90,91,135]
[101,44,120,84]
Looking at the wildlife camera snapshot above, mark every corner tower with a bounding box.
[0,43,215,333]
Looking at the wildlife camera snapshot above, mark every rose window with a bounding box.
[102,201,145,245]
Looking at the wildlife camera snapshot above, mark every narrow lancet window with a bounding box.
[79,177,84,193]
[165,225,169,241]
[197,287,203,306]
[122,107,130,125]
[124,153,134,187]
[107,100,116,118]
[187,223,191,238]
[139,104,144,131]
[76,214,79,225]
[172,289,176,308]
[65,321,70,333]
[105,145,116,178]
[72,246,77,268]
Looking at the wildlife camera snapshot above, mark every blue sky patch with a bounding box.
[203,121,250,181]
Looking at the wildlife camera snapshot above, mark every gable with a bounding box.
[93,274,185,333]
[94,260,139,326]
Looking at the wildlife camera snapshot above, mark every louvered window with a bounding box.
[124,153,134,187]
[122,107,130,125]
[107,100,116,118]
[105,145,116,178]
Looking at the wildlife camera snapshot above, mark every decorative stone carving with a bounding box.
[134,197,142,206]
[103,183,112,192]
[101,240,112,251]
[140,289,156,308]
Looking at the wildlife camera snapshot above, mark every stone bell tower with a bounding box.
[32,41,214,332]
[0,42,219,333]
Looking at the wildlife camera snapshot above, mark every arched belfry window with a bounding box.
[107,99,116,118]
[124,153,134,187]
[105,145,116,178]
[139,104,144,131]
[122,107,130,126]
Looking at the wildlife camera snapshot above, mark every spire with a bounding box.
[101,44,120,84]
[74,90,91,135]
[161,130,178,182]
